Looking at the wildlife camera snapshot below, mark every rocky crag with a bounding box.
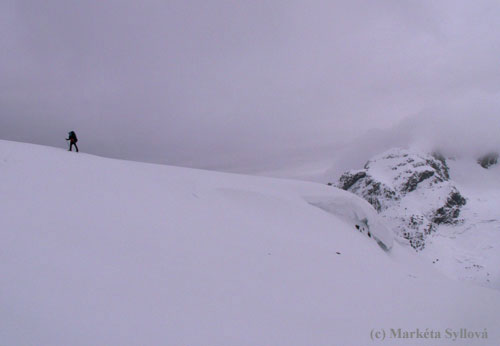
[337,148,466,250]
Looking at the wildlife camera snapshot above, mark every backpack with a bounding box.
[69,131,78,142]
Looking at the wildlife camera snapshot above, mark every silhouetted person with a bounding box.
[66,131,79,152]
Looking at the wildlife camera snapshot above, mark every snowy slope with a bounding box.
[1,140,500,346]
[425,157,500,289]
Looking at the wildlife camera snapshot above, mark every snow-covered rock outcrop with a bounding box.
[335,147,500,289]
[337,148,466,251]
[477,152,499,169]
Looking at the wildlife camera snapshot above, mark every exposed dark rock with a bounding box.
[383,153,398,159]
[477,152,499,169]
[338,174,397,212]
[365,196,382,212]
[338,171,366,190]
[402,170,435,193]
[431,151,450,179]
[402,214,436,251]
[432,190,467,225]
[403,230,425,251]
[428,156,450,180]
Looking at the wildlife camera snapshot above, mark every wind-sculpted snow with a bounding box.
[1,140,500,345]
[304,190,393,251]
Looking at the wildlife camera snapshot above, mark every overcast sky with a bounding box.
[2,0,500,173]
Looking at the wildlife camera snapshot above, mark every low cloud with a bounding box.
[2,1,500,174]
[327,96,500,180]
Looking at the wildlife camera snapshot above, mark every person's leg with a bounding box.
[69,142,74,151]
[75,143,79,152]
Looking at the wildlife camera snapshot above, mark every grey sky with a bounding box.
[2,0,500,173]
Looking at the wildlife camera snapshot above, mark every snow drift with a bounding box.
[1,139,500,346]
